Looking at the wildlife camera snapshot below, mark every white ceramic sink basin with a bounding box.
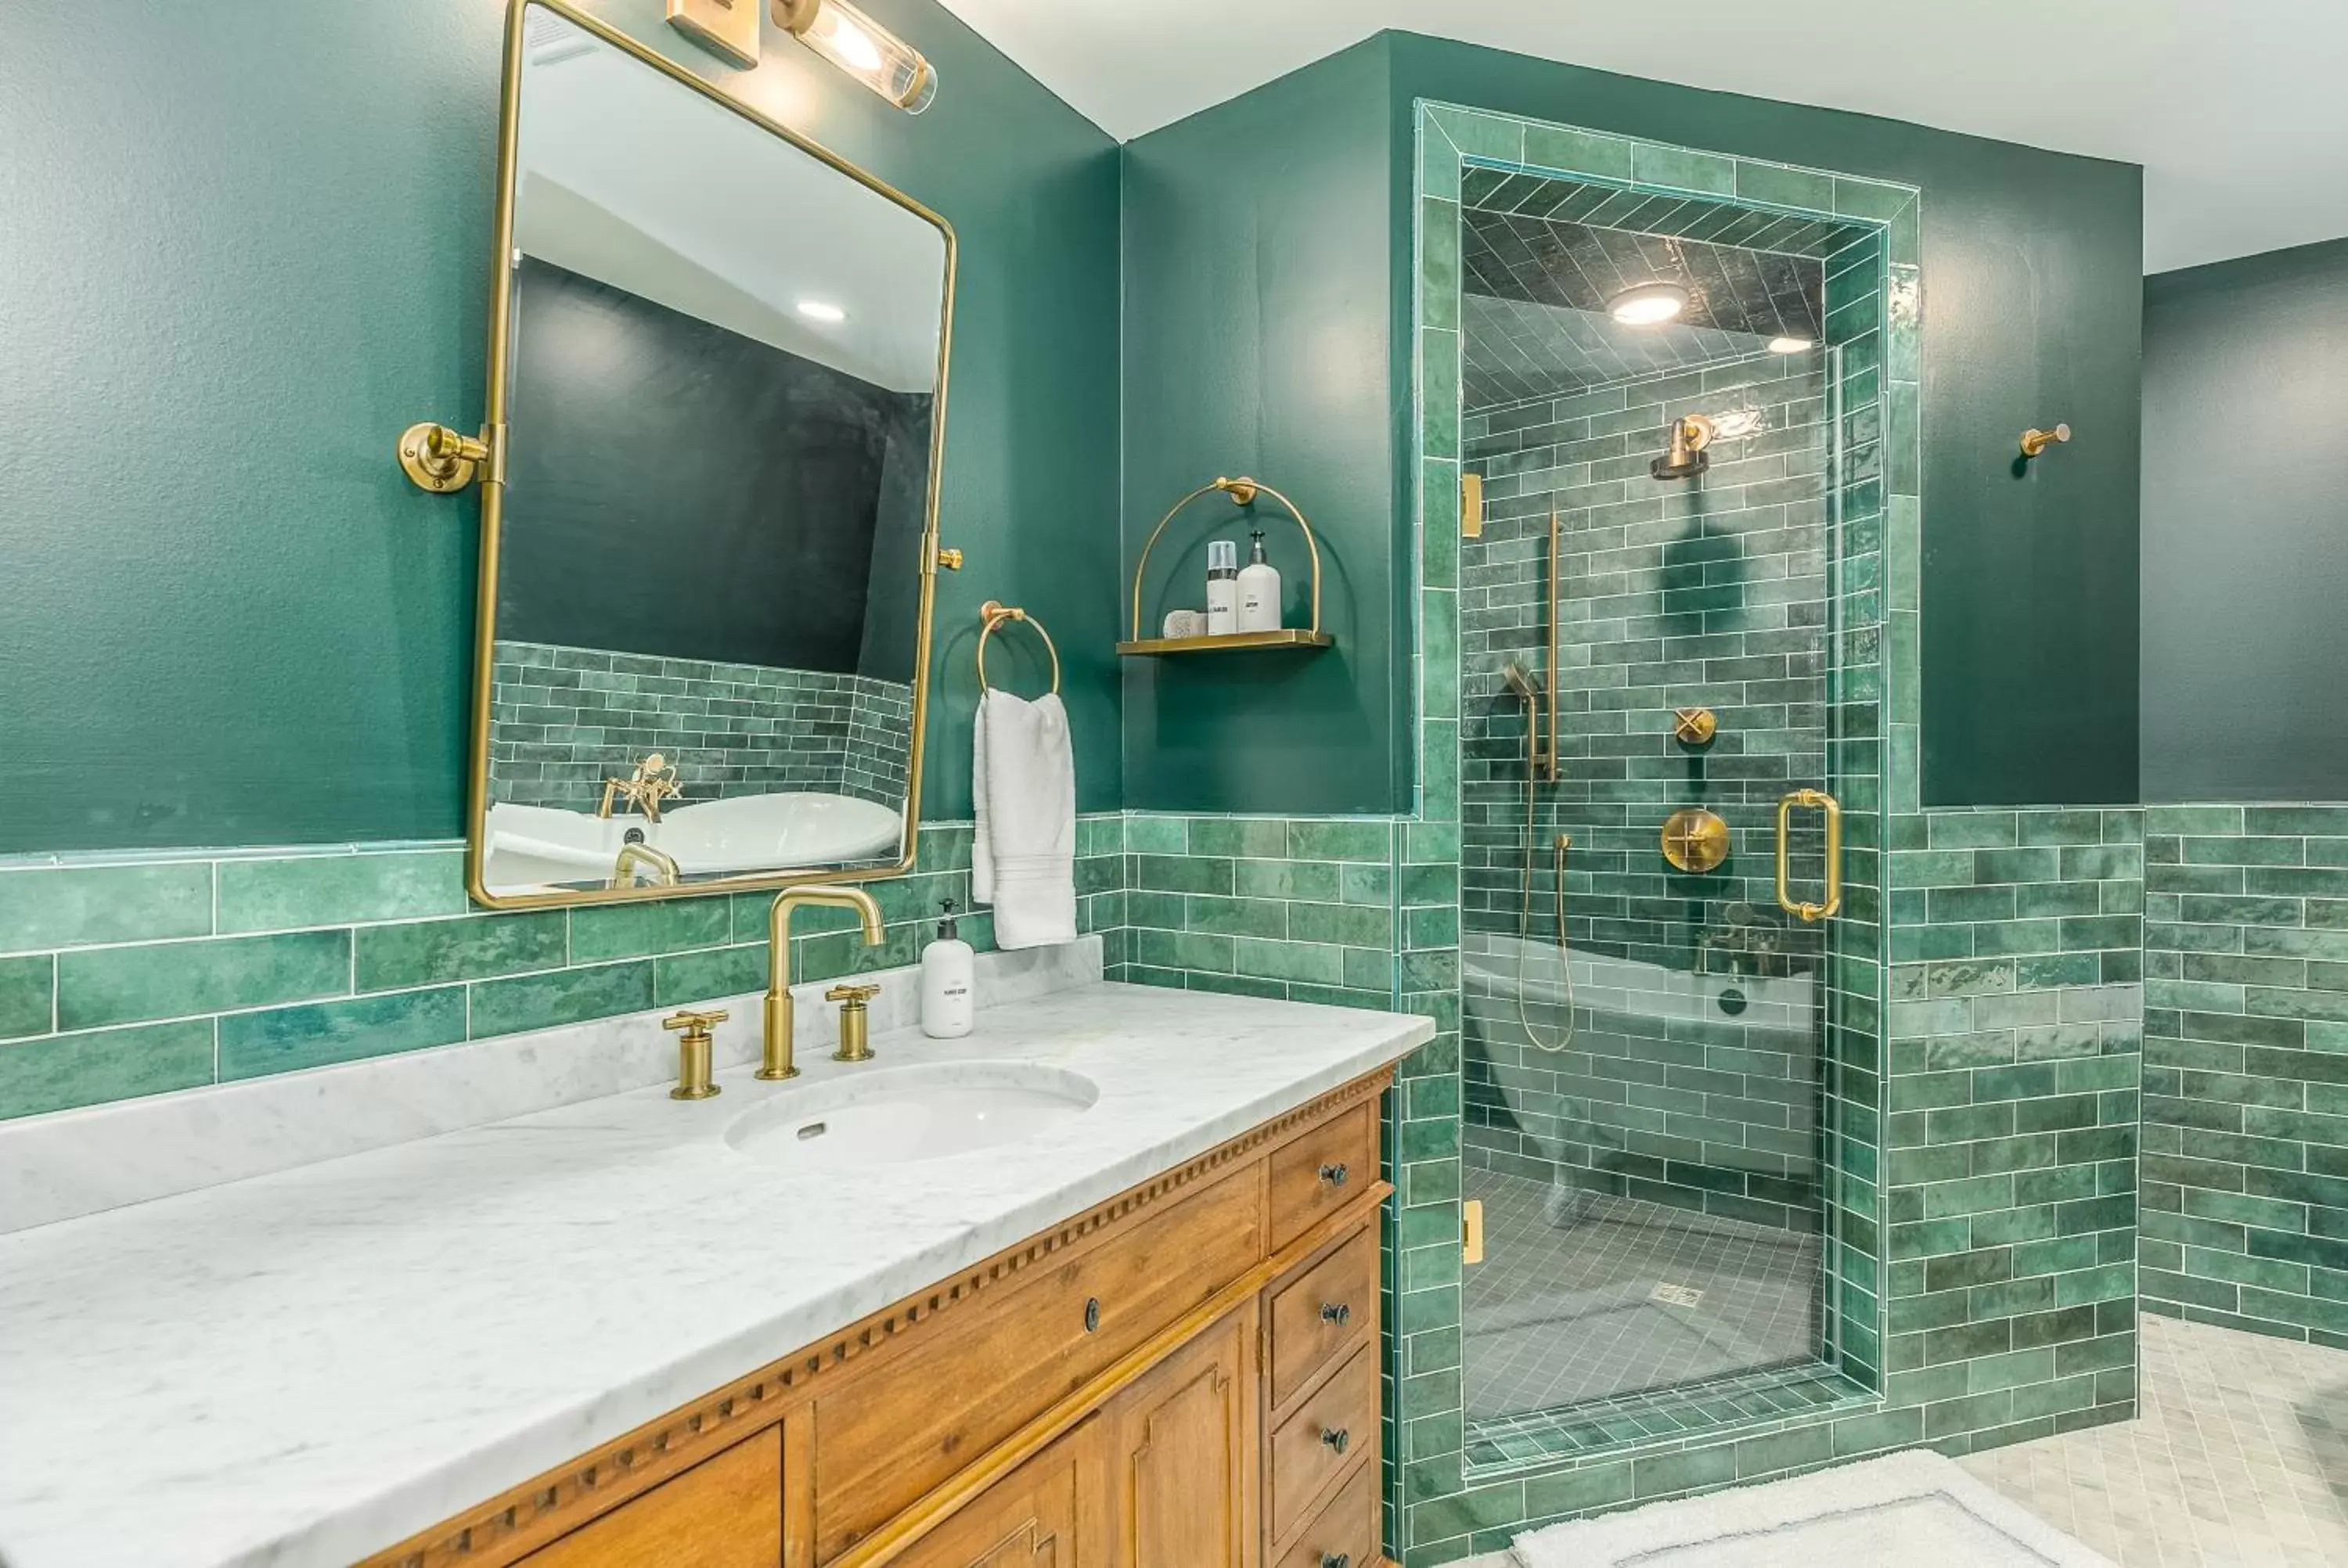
[724,1064,1100,1170]
[481,792,903,892]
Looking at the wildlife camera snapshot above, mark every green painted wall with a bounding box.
[1118,40,1406,815]
[1118,32,2142,816]
[0,0,1120,854]
[2142,240,2348,803]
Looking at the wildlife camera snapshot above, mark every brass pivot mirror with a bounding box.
[454,0,955,909]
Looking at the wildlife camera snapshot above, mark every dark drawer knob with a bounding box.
[1320,1426,1350,1455]
[1318,1162,1350,1188]
[1322,1555,1351,1568]
[1083,1296,1100,1332]
[1320,1301,1352,1327]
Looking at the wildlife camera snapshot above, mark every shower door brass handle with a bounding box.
[1774,787,1843,923]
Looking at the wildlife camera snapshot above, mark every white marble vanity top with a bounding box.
[0,972,1431,1568]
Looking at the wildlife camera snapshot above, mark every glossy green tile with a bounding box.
[57,930,348,1030]
[215,850,466,933]
[1521,124,1632,182]
[1186,818,1287,858]
[569,897,732,962]
[1735,160,1834,213]
[0,1020,215,1119]
[218,987,467,1080]
[355,911,567,991]
[0,861,212,953]
[469,960,654,1038]
[0,956,52,1041]
[1631,143,1733,196]
[654,944,768,1006]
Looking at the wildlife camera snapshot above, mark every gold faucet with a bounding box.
[762,886,885,1080]
[598,753,683,822]
[608,840,681,888]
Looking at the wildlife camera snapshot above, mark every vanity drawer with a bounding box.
[1268,1100,1377,1250]
[520,1426,780,1568]
[813,1163,1264,1561]
[1268,1223,1378,1408]
[1272,1453,1379,1568]
[1267,1341,1378,1543]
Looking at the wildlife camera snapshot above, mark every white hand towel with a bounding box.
[972,688,1078,949]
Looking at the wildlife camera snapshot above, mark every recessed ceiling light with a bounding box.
[1607,282,1688,326]
[796,299,847,323]
[1768,336,1813,353]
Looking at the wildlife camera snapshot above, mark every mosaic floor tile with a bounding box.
[1962,1313,2348,1567]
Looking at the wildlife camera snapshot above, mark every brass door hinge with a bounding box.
[1462,1198,1485,1266]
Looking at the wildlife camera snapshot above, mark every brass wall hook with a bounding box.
[2019,423,2072,459]
[398,422,494,493]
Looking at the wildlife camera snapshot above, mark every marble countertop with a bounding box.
[0,980,1431,1568]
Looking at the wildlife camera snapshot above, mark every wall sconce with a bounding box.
[772,0,937,113]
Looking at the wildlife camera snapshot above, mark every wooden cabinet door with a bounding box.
[1100,1306,1258,1568]
[890,1421,1095,1568]
[521,1426,780,1567]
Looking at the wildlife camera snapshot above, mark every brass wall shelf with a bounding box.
[1119,476,1334,659]
[1115,628,1333,656]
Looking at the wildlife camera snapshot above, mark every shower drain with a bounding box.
[1650,1282,1705,1308]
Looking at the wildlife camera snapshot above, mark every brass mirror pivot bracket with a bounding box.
[2019,423,2072,459]
[664,1009,729,1100]
[826,983,882,1062]
[1673,707,1719,746]
[1661,807,1732,874]
[398,421,501,493]
[930,541,963,572]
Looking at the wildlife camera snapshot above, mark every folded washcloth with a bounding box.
[972,688,1077,949]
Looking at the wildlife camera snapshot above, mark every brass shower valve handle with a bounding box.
[1673,708,1718,746]
[2019,423,2072,459]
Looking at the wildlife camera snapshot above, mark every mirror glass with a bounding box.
[477,5,949,901]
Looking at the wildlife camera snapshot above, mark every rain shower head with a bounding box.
[1651,412,1715,481]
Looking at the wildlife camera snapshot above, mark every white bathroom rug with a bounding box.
[1511,1449,2117,1568]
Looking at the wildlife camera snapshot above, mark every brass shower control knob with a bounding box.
[1673,707,1719,746]
[1661,808,1731,874]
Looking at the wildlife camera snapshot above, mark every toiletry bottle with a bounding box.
[1205,539,1239,635]
[1236,528,1282,633]
[920,898,974,1038]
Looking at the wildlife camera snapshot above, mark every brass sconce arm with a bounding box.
[398,421,500,493]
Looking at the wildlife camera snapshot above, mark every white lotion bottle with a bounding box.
[1236,528,1282,632]
[1205,539,1240,635]
[920,899,974,1038]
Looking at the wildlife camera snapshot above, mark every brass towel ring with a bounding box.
[976,600,1061,696]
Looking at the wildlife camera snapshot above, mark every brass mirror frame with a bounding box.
[463,0,956,910]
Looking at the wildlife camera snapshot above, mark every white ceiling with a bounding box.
[935,0,2348,274]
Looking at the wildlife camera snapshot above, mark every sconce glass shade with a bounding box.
[773,0,937,113]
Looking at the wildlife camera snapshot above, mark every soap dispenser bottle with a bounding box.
[1205,539,1240,635]
[920,899,974,1038]
[1236,528,1282,633]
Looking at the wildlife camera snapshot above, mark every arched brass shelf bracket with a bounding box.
[398,421,502,494]
[1117,476,1334,656]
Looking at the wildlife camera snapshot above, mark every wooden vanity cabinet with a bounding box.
[367,1068,1394,1568]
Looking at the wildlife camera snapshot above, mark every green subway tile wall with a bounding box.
[2142,804,2348,1349]
[0,818,1125,1121]
[487,641,914,812]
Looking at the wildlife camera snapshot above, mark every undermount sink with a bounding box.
[724,1063,1100,1170]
